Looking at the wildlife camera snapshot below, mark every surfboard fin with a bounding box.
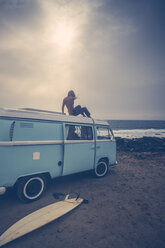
[64,194,70,201]
[76,193,80,201]
[75,194,89,204]
[53,192,88,204]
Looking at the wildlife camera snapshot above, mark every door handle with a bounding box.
[96,146,101,149]
[58,161,63,166]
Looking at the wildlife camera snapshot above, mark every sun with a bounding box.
[54,21,76,50]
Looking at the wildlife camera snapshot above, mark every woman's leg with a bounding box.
[73,105,90,117]
[72,105,82,116]
[81,107,91,117]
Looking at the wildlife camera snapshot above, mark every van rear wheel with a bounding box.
[17,176,46,203]
[94,161,108,177]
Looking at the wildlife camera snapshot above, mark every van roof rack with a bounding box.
[20,108,65,115]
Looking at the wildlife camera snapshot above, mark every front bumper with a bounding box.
[0,187,6,195]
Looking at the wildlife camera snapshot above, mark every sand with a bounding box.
[0,139,165,248]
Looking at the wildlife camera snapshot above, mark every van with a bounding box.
[0,108,116,202]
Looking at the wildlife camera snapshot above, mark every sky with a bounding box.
[0,0,164,120]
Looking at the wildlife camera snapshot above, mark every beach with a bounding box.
[0,138,165,248]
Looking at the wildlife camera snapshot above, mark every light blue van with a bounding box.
[0,108,116,202]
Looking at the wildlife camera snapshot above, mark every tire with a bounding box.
[17,176,46,203]
[94,161,108,177]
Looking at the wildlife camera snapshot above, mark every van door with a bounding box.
[95,126,116,165]
[63,124,95,176]
[11,120,64,179]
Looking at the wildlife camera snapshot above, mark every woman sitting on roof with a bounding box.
[62,90,91,118]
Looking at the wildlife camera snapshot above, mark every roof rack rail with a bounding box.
[20,108,65,115]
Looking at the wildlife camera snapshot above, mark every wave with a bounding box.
[113,129,165,139]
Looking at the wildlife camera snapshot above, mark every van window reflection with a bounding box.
[66,125,93,140]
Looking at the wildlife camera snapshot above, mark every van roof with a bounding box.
[0,108,109,126]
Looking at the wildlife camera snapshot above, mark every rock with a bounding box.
[116,137,165,152]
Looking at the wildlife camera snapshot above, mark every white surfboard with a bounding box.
[0,195,83,247]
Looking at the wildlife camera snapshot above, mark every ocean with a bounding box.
[108,120,165,139]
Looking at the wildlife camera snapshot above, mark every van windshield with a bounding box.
[96,127,113,140]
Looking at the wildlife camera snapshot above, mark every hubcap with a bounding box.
[96,162,107,176]
[24,177,44,200]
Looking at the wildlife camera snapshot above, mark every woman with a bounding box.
[62,90,91,117]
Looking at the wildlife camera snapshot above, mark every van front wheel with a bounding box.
[94,161,108,177]
[17,176,46,202]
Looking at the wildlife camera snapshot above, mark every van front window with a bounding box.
[97,127,113,140]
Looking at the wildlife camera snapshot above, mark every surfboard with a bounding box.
[0,195,83,247]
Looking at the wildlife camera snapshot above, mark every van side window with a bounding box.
[96,127,112,140]
[66,125,93,140]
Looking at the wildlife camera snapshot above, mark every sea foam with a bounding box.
[113,129,165,139]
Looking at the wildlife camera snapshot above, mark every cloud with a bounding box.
[0,0,164,119]
[0,0,41,31]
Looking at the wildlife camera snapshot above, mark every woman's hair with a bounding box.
[68,90,75,97]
